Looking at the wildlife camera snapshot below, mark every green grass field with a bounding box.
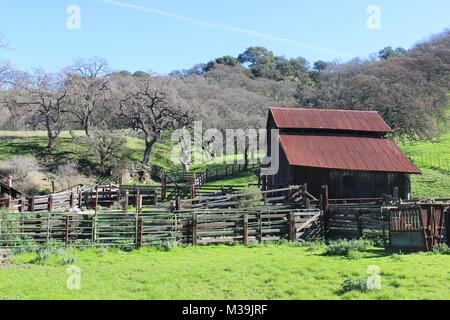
[1,244,450,300]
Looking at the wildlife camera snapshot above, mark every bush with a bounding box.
[32,248,53,264]
[156,240,179,252]
[0,155,48,195]
[325,239,372,256]
[432,243,449,254]
[341,278,370,293]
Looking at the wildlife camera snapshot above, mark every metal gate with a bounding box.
[389,204,448,251]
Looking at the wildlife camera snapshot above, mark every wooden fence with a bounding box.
[0,206,323,249]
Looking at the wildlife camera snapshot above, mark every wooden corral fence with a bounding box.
[0,207,324,249]
[175,185,317,210]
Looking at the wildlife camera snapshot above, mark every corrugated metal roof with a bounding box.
[270,107,394,133]
[279,135,421,174]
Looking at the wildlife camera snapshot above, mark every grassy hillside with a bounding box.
[0,128,448,197]
[1,244,450,300]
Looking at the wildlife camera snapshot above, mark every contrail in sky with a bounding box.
[96,0,353,58]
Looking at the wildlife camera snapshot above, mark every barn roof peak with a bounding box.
[269,107,394,133]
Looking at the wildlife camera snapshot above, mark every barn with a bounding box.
[265,107,421,199]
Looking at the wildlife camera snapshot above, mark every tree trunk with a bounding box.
[143,138,157,166]
[244,143,249,171]
[45,119,54,151]
[84,115,90,137]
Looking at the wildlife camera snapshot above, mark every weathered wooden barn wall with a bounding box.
[290,167,410,199]
[268,156,410,199]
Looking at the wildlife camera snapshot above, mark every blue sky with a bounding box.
[0,0,448,74]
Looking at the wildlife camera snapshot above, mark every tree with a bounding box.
[9,69,69,150]
[378,46,406,60]
[118,77,192,166]
[74,130,131,178]
[66,57,110,136]
[313,60,329,72]
[275,57,310,81]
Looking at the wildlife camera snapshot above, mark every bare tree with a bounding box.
[10,69,69,150]
[118,77,192,166]
[66,57,110,135]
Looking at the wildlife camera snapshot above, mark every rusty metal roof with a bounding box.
[279,135,421,174]
[270,107,394,133]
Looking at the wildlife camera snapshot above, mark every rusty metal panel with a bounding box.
[389,204,449,251]
[279,135,421,174]
[270,107,394,133]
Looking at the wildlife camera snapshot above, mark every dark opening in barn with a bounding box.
[265,107,421,199]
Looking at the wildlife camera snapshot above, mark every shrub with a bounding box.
[325,239,372,256]
[33,249,53,264]
[0,155,48,195]
[156,240,179,252]
[53,162,89,191]
[341,278,370,293]
[432,243,449,254]
[63,255,78,265]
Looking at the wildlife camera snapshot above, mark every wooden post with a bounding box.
[192,213,197,246]
[136,190,142,214]
[29,197,35,212]
[263,193,268,206]
[83,189,89,208]
[92,215,97,244]
[289,212,296,241]
[47,195,53,212]
[190,185,196,199]
[137,218,144,249]
[95,186,99,214]
[70,191,76,208]
[322,185,329,212]
[65,215,70,248]
[51,180,55,194]
[122,191,129,214]
[243,214,248,246]
[162,172,167,200]
[175,198,181,211]
[258,211,263,242]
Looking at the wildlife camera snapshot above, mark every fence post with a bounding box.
[70,191,76,209]
[65,215,70,248]
[243,214,248,246]
[135,191,142,214]
[137,217,144,249]
[289,212,296,241]
[47,195,53,212]
[162,172,167,200]
[95,186,99,214]
[30,197,35,212]
[92,215,97,245]
[122,191,129,214]
[192,213,197,246]
[258,211,263,243]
